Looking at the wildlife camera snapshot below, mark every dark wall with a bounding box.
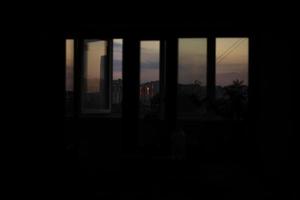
[253,31,295,193]
[31,20,295,198]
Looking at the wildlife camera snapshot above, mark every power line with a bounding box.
[216,39,242,62]
[216,39,246,64]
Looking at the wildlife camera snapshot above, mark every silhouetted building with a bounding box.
[112,79,122,104]
[140,81,159,105]
[99,56,108,107]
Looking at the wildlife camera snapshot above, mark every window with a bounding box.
[177,38,207,118]
[214,38,249,119]
[82,40,110,113]
[65,39,74,115]
[65,35,249,120]
[112,39,123,113]
[139,41,160,118]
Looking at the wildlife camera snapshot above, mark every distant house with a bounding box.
[112,79,122,104]
[140,81,159,105]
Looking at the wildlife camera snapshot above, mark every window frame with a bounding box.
[65,39,75,117]
[215,37,250,88]
[176,37,209,119]
[65,31,253,122]
[71,38,116,117]
[175,35,252,121]
[138,40,163,119]
[80,39,113,114]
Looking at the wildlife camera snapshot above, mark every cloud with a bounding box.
[113,42,123,53]
[113,59,122,71]
[113,71,122,80]
[178,63,207,84]
[141,60,159,69]
[178,53,207,84]
[217,63,248,74]
[140,68,159,83]
[113,42,122,48]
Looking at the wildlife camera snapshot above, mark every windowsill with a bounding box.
[178,116,247,121]
[64,113,122,119]
[65,114,247,122]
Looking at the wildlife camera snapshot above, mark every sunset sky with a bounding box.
[66,40,74,91]
[178,38,207,85]
[216,38,248,86]
[66,38,248,92]
[140,41,160,83]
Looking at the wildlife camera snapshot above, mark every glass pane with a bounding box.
[177,38,207,118]
[112,39,123,113]
[215,38,248,119]
[82,40,109,112]
[140,41,160,118]
[65,39,74,115]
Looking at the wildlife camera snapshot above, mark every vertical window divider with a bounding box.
[122,37,140,152]
[165,37,178,127]
[159,40,166,120]
[207,36,216,103]
[247,35,254,121]
[107,39,113,112]
[74,38,83,117]
[65,39,74,117]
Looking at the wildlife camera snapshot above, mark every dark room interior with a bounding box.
[28,12,296,199]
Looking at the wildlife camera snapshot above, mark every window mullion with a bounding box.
[165,37,178,126]
[207,36,216,102]
[74,38,84,117]
[107,39,113,112]
[159,40,167,120]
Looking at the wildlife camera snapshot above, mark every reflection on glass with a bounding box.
[140,41,160,118]
[65,39,74,115]
[112,39,123,113]
[177,38,207,117]
[82,40,109,112]
[215,38,248,119]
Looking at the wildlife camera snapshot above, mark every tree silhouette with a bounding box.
[212,79,248,119]
[224,79,247,119]
[190,80,206,105]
